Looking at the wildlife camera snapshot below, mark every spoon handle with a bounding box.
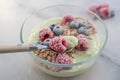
[0,44,38,53]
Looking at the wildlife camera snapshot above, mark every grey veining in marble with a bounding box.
[0,0,120,80]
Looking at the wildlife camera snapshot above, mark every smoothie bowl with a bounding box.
[20,5,108,77]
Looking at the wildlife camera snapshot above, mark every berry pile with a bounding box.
[88,2,115,19]
[37,15,95,66]
[69,21,89,36]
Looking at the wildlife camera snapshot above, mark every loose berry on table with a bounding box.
[98,7,110,19]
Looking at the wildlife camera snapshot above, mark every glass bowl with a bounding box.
[20,5,108,77]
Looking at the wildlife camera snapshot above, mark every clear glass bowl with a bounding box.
[20,5,108,77]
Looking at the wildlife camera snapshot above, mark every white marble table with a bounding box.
[0,0,120,80]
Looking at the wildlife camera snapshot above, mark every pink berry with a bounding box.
[98,2,109,9]
[76,34,89,51]
[39,28,53,41]
[99,7,110,19]
[56,53,72,64]
[49,36,67,53]
[88,5,98,13]
[77,34,86,38]
[61,15,74,25]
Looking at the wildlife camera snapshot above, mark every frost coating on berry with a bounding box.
[76,34,89,51]
[61,15,74,24]
[39,28,53,41]
[49,36,67,53]
[56,53,72,64]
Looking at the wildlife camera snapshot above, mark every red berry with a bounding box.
[77,34,86,38]
[88,5,98,13]
[61,15,74,25]
[76,34,89,51]
[99,7,110,19]
[39,28,53,41]
[49,36,67,53]
[98,2,109,9]
[56,53,72,64]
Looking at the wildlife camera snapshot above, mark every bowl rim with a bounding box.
[20,4,108,67]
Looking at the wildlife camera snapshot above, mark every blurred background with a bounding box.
[0,0,118,44]
[0,0,120,80]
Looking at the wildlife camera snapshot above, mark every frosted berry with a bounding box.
[39,28,53,41]
[61,15,74,24]
[77,34,86,38]
[99,7,110,19]
[110,10,115,18]
[79,22,88,28]
[76,34,89,51]
[88,2,114,19]
[56,53,72,64]
[53,25,64,36]
[70,21,79,29]
[88,5,98,13]
[49,36,67,53]
[78,27,88,35]
[49,24,56,31]
[98,2,109,9]
[43,38,52,46]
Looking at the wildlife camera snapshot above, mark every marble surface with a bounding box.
[0,0,120,80]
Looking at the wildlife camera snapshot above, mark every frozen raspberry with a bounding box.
[39,28,53,41]
[77,34,86,38]
[88,5,98,13]
[49,36,67,53]
[99,7,110,19]
[98,2,109,9]
[61,15,74,25]
[56,53,72,64]
[76,34,89,51]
